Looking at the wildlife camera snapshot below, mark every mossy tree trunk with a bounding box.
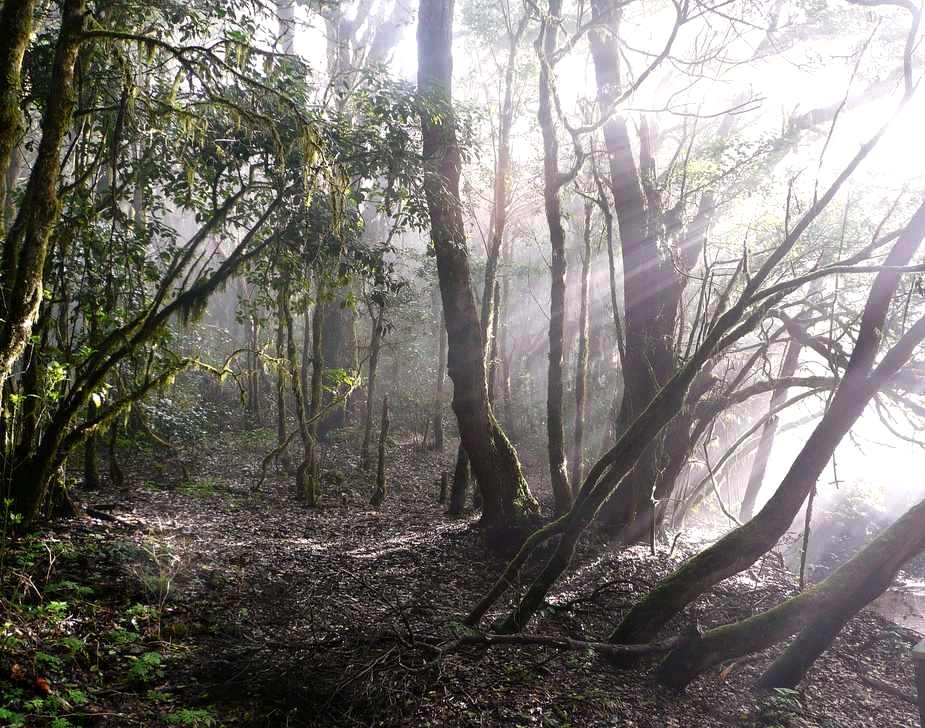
[417,0,538,538]
[0,0,37,238]
[538,0,573,515]
[0,0,85,414]
[657,485,925,689]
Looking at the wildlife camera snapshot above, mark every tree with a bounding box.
[0,0,85,415]
[417,0,539,538]
[657,438,925,688]
[611,199,925,653]
[537,0,579,514]
[464,0,922,633]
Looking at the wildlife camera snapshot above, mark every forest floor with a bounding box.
[1,423,923,727]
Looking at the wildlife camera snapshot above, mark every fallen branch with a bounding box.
[856,665,916,705]
[415,631,684,672]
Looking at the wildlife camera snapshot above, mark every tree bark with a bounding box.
[0,0,85,414]
[571,200,593,488]
[481,9,526,403]
[487,281,502,404]
[371,395,390,508]
[417,0,538,537]
[275,293,292,473]
[588,2,681,537]
[281,280,314,507]
[299,293,325,505]
[658,484,925,689]
[538,0,573,515]
[362,302,385,470]
[448,442,470,516]
[432,285,446,451]
[0,0,37,236]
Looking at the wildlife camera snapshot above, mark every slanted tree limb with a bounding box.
[657,476,925,689]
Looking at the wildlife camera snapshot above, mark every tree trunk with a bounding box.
[281,281,314,507]
[432,285,446,451]
[275,297,291,472]
[588,2,681,537]
[538,0,572,515]
[299,294,325,505]
[499,235,516,436]
[417,0,538,537]
[371,396,390,508]
[0,0,37,236]
[610,201,925,652]
[0,0,85,414]
[571,200,593,488]
[481,9,526,403]
[448,442,470,516]
[301,307,311,401]
[362,303,385,470]
[487,281,501,404]
[247,312,262,423]
[658,488,925,689]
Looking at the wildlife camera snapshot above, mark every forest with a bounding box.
[2,0,925,725]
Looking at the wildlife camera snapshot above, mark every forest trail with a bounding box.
[2,426,920,727]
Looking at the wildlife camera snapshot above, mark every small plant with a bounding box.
[107,628,141,645]
[165,707,218,727]
[42,601,69,620]
[35,651,64,671]
[65,689,88,707]
[179,477,219,498]
[753,687,804,727]
[118,535,188,631]
[45,579,94,599]
[58,635,86,656]
[0,706,26,727]
[1,621,25,651]
[128,651,164,684]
